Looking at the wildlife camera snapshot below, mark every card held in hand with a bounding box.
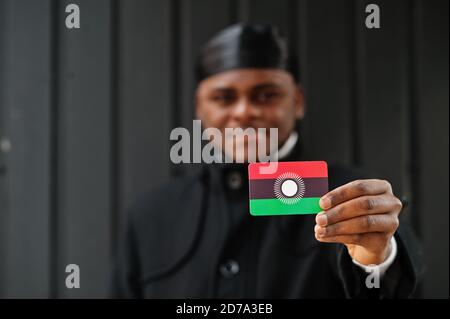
[248,161,328,216]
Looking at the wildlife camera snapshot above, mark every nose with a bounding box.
[230,98,261,125]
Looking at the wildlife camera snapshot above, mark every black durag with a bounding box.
[196,24,299,82]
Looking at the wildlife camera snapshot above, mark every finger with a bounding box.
[315,194,402,226]
[315,232,390,248]
[319,179,393,210]
[315,213,399,238]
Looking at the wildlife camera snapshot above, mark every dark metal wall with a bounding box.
[0,0,448,298]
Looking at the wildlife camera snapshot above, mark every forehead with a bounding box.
[197,68,294,92]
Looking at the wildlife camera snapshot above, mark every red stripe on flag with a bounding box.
[248,161,328,179]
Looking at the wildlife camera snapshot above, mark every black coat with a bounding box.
[111,146,422,298]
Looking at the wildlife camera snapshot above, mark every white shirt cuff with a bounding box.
[351,236,397,278]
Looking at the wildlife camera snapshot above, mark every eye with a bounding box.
[210,92,236,106]
[253,90,283,104]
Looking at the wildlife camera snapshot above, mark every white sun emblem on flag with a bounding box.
[273,172,306,205]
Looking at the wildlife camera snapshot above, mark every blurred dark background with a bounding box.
[0,0,448,298]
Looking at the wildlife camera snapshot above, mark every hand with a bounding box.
[314,179,402,265]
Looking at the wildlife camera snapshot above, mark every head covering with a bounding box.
[196,24,299,82]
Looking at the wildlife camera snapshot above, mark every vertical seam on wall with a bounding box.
[287,0,298,44]
[170,0,181,176]
[172,0,181,130]
[296,0,310,158]
[406,0,423,298]
[407,0,422,240]
[0,0,8,298]
[238,0,249,23]
[49,0,59,299]
[183,0,193,129]
[110,0,119,258]
[229,0,239,24]
[350,0,364,166]
[297,0,308,86]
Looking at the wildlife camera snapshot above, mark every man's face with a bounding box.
[196,68,305,162]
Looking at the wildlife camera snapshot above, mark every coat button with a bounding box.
[219,260,240,278]
[227,171,242,190]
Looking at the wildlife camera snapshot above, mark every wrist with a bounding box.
[349,240,392,266]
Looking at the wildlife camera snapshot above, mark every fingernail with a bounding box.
[319,197,331,210]
[316,212,328,226]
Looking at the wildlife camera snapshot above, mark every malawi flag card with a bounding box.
[248,161,328,216]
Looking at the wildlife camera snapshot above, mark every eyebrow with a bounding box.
[210,82,287,92]
[252,83,286,90]
[210,87,235,93]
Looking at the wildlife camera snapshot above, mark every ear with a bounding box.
[293,84,305,120]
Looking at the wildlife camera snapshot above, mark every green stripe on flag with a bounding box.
[249,197,322,216]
